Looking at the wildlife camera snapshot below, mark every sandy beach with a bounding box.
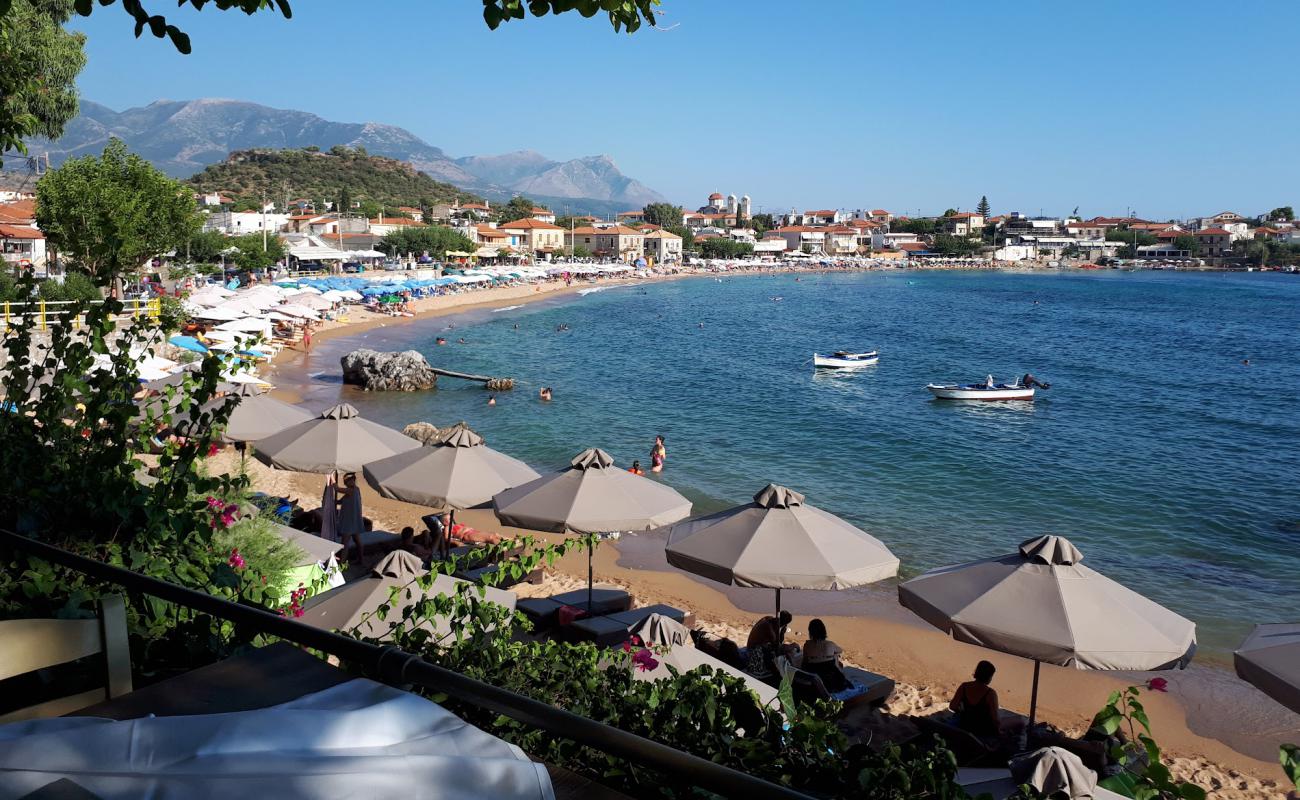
[229,272,1294,798]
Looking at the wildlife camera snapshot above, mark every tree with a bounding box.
[0,0,87,168]
[36,139,203,284]
[976,196,991,218]
[228,233,286,272]
[664,224,694,250]
[942,208,959,217]
[186,229,230,264]
[749,213,775,235]
[337,186,353,214]
[891,218,937,235]
[1267,206,1294,222]
[378,225,474,259]
[699,238,754,259]
[641,203,684,228]
[1172,235,1199,256]
[570,245,593,259]
[1105,228,1157,247]
[1235,239,1269,266]
[931,234,981,256]
[499,196,540,224]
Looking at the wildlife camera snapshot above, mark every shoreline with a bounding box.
[245,269,1295,796]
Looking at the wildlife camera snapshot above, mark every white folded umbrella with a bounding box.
[276,304,322,320]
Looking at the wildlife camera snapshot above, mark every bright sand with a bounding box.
[226,273,1292,798]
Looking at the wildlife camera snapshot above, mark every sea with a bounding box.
[272,269,1300,659]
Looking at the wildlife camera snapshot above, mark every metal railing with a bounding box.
[0,529,811,800]
[2,298,161,331]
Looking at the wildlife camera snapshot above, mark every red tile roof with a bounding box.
[458,203,489,211]
[0,224,43,239]
[870,209,890,216]
[499,218,563,230]
[1196,227,1231,236]
[948,212,980,219]
[899,242,928,251]
[0,199,36,220]
[708,193,723,200]
[803,209,836,216]
[1156,230,1185,239]
[616,211,644,218]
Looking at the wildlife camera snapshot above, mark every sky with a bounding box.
[69,0,1300,219]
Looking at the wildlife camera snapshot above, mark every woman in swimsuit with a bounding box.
[949,660,1001,740]
[650,435,666,473]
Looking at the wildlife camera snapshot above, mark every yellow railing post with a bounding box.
[39,300,46,331]
[149,298,160,322]
[3,301,8,332]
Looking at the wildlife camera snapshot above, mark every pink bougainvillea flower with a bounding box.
[206,496,223,509]
[1146,677,1168,693]
[207,443,220,457]
[631,649,659,672]
[227,548,246,569]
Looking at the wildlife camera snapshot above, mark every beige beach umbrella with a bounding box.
[898,534,1196,730]
[362,427,540,510]
[298,550,515,641]
[491,448,692,608]
[198,383,314,443]
[661,483,900,620]
[1234,623,1300,715]
[252,403,420,473]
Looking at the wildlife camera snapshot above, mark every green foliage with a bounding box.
[187,148,479,211]
[1172,235,1199,256]
[932,234,981,256]
[699,238,754,259]
[481,0,660,33]
[35,271,99,302]
[749,213,775,235]
[497,195,542,223]
[210,513,304,600]
[892,218,938,235]
[337,186,353,216]
[227,232,286,272]
[976,196,991,218]
[36,139,203,282]
[1281,744,1299,792]
[942,208,959,217]
[569,244,593,259]
[1106,228,1158,247]
[378,225,475,259]
[353,538,966,799]
[155,294,186,333]
[186,229,231,265]
[1092,686,1207,800]
[1266,206,1293,222]
[641,202,683,228]
[664,224,693,250]
[0,0,87,168]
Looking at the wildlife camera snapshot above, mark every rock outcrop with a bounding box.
[340,349,437,392]
[401,420,482,445]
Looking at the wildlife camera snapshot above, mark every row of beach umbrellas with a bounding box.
[173,393,1298,729]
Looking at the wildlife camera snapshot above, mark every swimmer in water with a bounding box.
[436,337,447,345]
[458,338,467,344]
[487,395,496,406]
[1242,359,1251,366]
[539,387,552,401]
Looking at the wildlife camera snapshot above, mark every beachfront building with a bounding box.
[529,207,556,224]
[642,229,683,264]
[368,217,425,237]
[1194,227,1233,256]
[1137,243,1192,259]
[753,236,788,256]
[452,201,492,221]
[772,226,826,254]
[0,224,46,273]
[564,225,645,261]
[693,192,751,221]
[204,210,289,234]
[498,218,565,258]
[823,227,860,255]
[942,212,985,237]
[880,231,920,250]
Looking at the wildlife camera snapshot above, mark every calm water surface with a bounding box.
[274,270,1300,655]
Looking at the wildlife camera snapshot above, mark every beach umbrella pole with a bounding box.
[1024,659,1042,748]
[587,532,594,611]
[774,587,782,620]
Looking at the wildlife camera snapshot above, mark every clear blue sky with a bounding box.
[71,0,1299,219]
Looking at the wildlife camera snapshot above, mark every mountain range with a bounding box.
[21,98,665,214]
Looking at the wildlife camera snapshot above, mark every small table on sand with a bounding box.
[74,642,630,800]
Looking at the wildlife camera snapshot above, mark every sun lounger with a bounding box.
[776,657,895,708]
[956,767,1126,800]
[516,588,632,631]
[913,712,1005,767]
[566,604,692,646]
[354,530,401,555]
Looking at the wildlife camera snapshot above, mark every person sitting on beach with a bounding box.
[399,526,432,561]
[628,460,644,476]
[949,660,1002,740]
[802,618,850,693]
[746,610,798,654]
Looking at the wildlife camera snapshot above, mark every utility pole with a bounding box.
[262,190,268,252]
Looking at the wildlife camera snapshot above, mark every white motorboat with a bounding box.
[814,350,879,368]
[927,377,1035,401]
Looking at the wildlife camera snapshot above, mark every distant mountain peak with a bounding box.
[22,97,665,212]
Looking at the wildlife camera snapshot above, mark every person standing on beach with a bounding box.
[337,473,366,564]
[650,435,666,473]
[302,322,313,352]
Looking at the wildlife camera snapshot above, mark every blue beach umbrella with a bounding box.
[168,335,208,354]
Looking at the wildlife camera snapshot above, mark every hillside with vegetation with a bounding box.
[186,147,482,210]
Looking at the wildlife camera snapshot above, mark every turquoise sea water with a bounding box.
[278,270,1300,655]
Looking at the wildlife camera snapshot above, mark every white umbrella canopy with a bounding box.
[276,304,322,320]
[1234,623,1300,715]
[492,448,691,609]
[200,383,315,443]
[215,317,274,334]
[899,534,1196,729]
[363,427,540,509]
[253,403,421,473]
[190,305,245,322]
[661,484,899,618]
[291,294,334,311]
